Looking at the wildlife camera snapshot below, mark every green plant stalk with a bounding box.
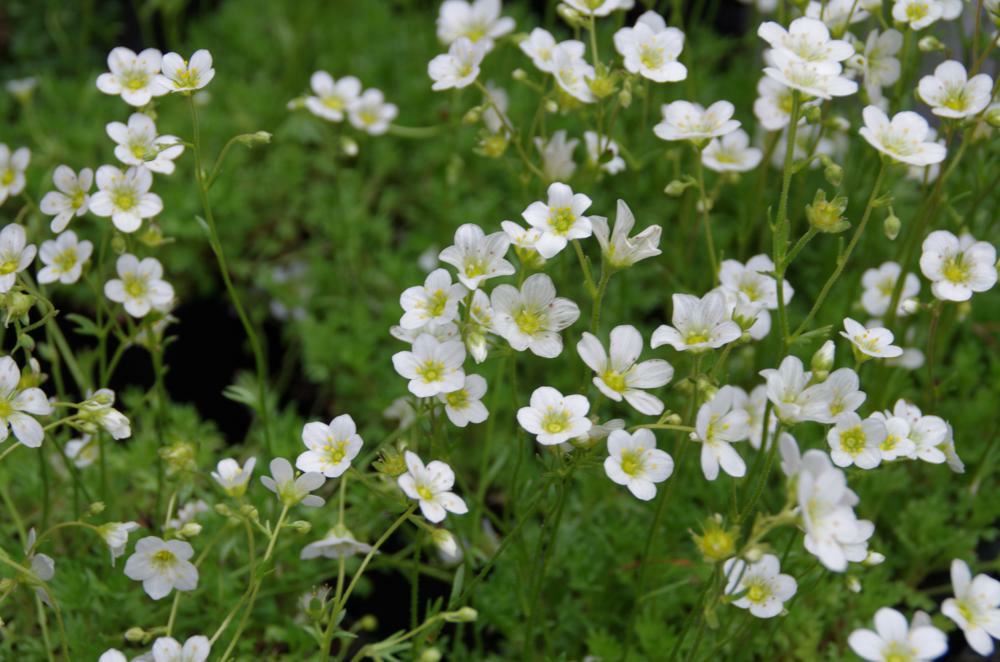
[693,150,719,285]
[772,91,801,352]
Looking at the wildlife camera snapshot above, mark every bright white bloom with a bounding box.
[398,451,468,523]
[123,536,198,600]
[37,231,93,285]
[763,49,857,99]
[81,388,132,439]
[692,386,751,480]
[848,607,948,661]
[305,72,361,122]
[348,89,398,135]
[919,230,997,301]
[757,17,854,64]
[849,29,902,104]
[942,558,1000,656]
[0,223,36,292]
[613,12,686,83]
[301,525,374,560]
[827,412,885,469]
[761,356,815,423]
[654,100,740,141]
[651,291,741,352]
[0,356,52,448]
[519,29,585,74]
[0,145,29,207]
[491,273,579,357]
[260,457,326,507]
[521,182,593,258]
[603,428,674,500]
[584,131,626,175]
[892,0,949,30]
[99,650,127,662]
[500,220,543,252]
[297,415,363,478]
[578,325,673,415]
[392,333,466,397]
[157,49,214,93]
[868,412,917,461]
[465,289,496,363]
[806,0,872,31]
[96,47,167,106]
[429,37,488,90]
[800,368,866,424]
[106,113,184,174]
[517,386,591,445]
[719,254,792,311]
[438,373,489,427]
[723,554,797,618]
[436,0,515,49]
[390,320,460,345]
[564,0,635,16]
[732,385,775,450]
[797,450,875,571]
[90,165,163,232]
[39,166,92,232]
[65,435,98,468]
[481,82,509,134]
[918,60,993,119]
[702,130,763,172]
[861,262,920,317]
[98,521,140,565]
[860,106,946,166]
[149,635,211,662]
[534,131,578,182]
[591,199,661,268]
[104,254,174,318]
[754,77,797,131]
[884,399,949,464]
[439,223,514,290]
[841,317,903,359]
[399,268,466,330]
[551,45,596,103]
[210,457,256,497]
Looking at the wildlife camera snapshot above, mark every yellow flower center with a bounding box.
[464,24,487,42]
[323,439,347,464]
[957,600,977,624]
[880,434,899,451]
[942,255,970,284]
[122,70,149,91]
[359,110,377,125]
[906,2,929,21]
[639,45,665,70]
[464,258,487,278]
[123,275,147,299]
[840,426,867,455]
[112,189,136,211]
[424,289,450,318]
[0,399,13,418]
[745,579,771,603]
[549,206,577,234]
[541,408,570,434]
[620,449,644,477]
[684,330,710,345]
[54,248,78,273]
[175,67,200,89]
[739,282,761,301]
[70,189,86,209]
[130,143,151,160]
[514,307,544,335]
[446,389,468,408]
[0,258,20,275]
[323,95,345,110]
[151,548,176,568]
[1,169,14,186]
[883,642,914,662]
[417,360,445,383]
[601,370,627,393]
[417,485,434,500]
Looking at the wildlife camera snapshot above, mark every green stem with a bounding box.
[693,150,719,284]
[772,91,802,353]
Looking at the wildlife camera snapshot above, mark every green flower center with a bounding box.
[0,257,20,275]
[323,439,347,464]
[464,24,487,42]
[906,2,929,21]
[123,275,147,299]
[70,189,86,209]
[416,485,434,500]
[684,330,710,346]
[54,248,78,273]
[359,110,377,125]
[446,389,468,408]
[639,45,665,70]
[323,95,345,110]
[0,399,13,418]
[1,169,14,186]
[151,549,176,568]
[620,449,644,477]
[130,142,151,160]
[112,188,136,211]
[464,258,487,278]
[880,434,899,451]
[840,426,867,455]
[549,206,577,234]
[425,289,449,318]
[122,70,149,91]
[176,67,200,89]
[514,307,544,335]
[417,360,445,383]
[541,409,570,435]
[882,642,915,662]
[601,370,627,393]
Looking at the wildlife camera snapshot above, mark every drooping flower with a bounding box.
[591,200,661,268]
[210,457,256,497]
[919,230,997,302]
[491,273,580,358]
[577,325,674,415]
[651,291,741,352]
[296,415,363,478]
[0,145,29,207]
[551,45,596,103]
[96,47,168,106]
[104,254,174,318]
[603,428,674,500]
[123,536,198,600]
[38,166,92,232]
[517,386,591,445]
[397,451,468,523]
[97,521,141,566]
[90,165,163,233]
[37,231,93,285]
[534,131,578,182]
[301,525,374,560]
[723,554,797,618]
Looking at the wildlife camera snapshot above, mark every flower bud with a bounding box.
[443,607,478,623]
[557,3,585,28]
[88,501,106,516]
[178,522,203,539]
[806,189,850,233]
[900,298,920,315]
[235,130,272,147]
[883,209,901,240]
[462,106,483,125]
[544,99,559,114]
[511,68,527,81]
[111,234,128,254]
[811,340,835,375]
[918,35,945,52]
[359,615,378,631]
[419,649,443,662]
[4,291,34,325]
[214,503,234,518]
[139,224,165,248]
[478,133,509,158]
[239,504,259,521]
[16,333,35,352]
[664,179,689,197]
[863,551,886,566]
[290,520,312,534]
[125,627,147,643]
[803,105,822,123]
[618,84,632,108]
[986,106,1000,128]
[159,441,198,474]
[823,162,843,187]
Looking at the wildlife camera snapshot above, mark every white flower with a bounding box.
[797,450,875,571]
[104,254,174,318]
[0,223,36,292]
[150,635,211,662]
[827,412,885,469]
[397,451,468,523]
[861,262,920,317]
[81,388,132,439]
[465,289,496,363]
[848,607,948,661]
[210,457,256,497]
[521,182,593,258]
[157,49,215,93]
[763,49,857,99]
[534,131,578,182]
[892,0,946,30]
[439,224,513,291]
[859,105,946,166]
[578,325,674,416]
[100,650,127,662]
[603,428,674,500]
[805,0,872,31]
[517,386,591,445]
[391,320,460,345]
[90,165,163,232]
[654,100,740,141]
[436,0,514,50]
[574,417,625,449]
[392,333,466,397]
[723,554,797,618]
[692,385,751,480]
[757,17,854,64]
[384,396,417,429]
[429,37,488,90]
[564,0,634,16]
[907,412,949,464]
[591,199,661,268]
[919,230,997,301]
[123,536,198,600]
[584,131,626,175]
[799,368,866,424]
[760,356,815,423]
[39,165,92,232]
[753,77,797,131]
[500,220,543,252]
[305,72,361,122]
[733,385,775,450]
[613,12,686,83]
[399,268,466,330]
[438,374,488,427]
[491,273,580,357]
[841,317,903,359]
[869,413,917,461]
[167,501,208,530]
[37,231,93,285]
[519,29,585,74]
[942,558,1000,656]
[301,525,373,560]
[850,29,902,104]
[719,254,792,311]
[65,435,98,468]
[98,521,140,565]
[5,77,37,99]
[348,89,398,135]
[651,291,741,352]
[0,356,52,448]
[106,113,184,174]
[918,60,993,119]
[296,415,363,478]
[96,47,167,106]
[551,45,596,103]
[260,457,326,507]
[702,130,763,172]
[481,82,509,134]
[0,145,29,207]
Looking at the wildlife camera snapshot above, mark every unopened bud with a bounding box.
[4,291,34,325]
[511,68,527,81]
[918,35,945,52]
[88,501,106,516]
[462,106,483,125]
[544,99,559,114]
[557,4,585,28]
[214,503,234,518]
[883,209,901,240]
[847,576,862,593]
[359,615,378,631]
[125,627,147,643]
[16,333,35,352]
[664,179,690,197]
[986,106,1000,128]
[139,224,165,247]
[443,607,478,623]
[178,522,202,538]
[618,84,632,108]
[811,340,835,375]
[235,130,272,147]
[340,137,359,157]
[803,105,822,123]
[419,649,443,662]
[111,234,127,254]
[290,520,312,534]
[239,504,259,521]
[863,551,886,566]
